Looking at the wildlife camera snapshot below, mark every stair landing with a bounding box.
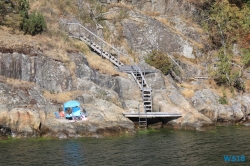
[123,112,182,118]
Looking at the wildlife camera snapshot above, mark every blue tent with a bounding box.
[63,100,80,111]
[63,100,81,117]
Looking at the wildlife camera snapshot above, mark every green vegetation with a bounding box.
[213,48,245,91]
[200,0,250,91]
[205,1,250,46]
[242,48,250,67]
[219,92,228,105]
[0,0,46,35]
[145,50,173,75]
[21,11,47,35]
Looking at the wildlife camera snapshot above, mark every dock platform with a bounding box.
[123,112,182,118]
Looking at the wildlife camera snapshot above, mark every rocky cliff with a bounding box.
[0,0,249,139]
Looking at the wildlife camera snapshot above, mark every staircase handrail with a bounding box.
[66,22,127,60]
[133,65,148,89]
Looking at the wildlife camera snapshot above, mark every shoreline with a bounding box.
[1,122,250,140]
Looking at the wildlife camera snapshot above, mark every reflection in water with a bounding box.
[62,141,85,166]
[0,126,250,166]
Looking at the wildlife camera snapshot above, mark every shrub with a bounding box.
[145,50,172,75]
[21,11,47,35]
[213,48,244,91]
[219,93,228,105]
[242,48,250,67]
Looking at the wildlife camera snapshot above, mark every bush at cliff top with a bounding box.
[0,0,46,35]
[21,11,47,35]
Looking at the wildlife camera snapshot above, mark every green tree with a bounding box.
[214,48,244,91]
[22,11,47,35]
[202,0,250,47]
[199,0,248,91]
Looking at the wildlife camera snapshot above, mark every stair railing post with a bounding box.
[138,104,140,126]
[101,43,103,58]
[138,104,140,114]
[118,51,120,65]
[78,24,80,38]
[144,105,147,127]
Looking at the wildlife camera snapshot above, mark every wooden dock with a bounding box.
[123,112,182,118]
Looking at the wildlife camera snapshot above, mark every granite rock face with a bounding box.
[192,89,250,124]
[122,11,198,59]
[0,52,72,92]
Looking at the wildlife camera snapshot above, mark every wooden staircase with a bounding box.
[66,23,153,127]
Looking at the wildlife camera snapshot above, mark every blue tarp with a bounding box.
[63,100,84,118]
[63,100,80,112]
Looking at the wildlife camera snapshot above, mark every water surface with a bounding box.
[0,126,249,166]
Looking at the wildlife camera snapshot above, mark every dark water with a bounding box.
[0,126,250,166]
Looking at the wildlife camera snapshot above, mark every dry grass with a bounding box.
[179,79,236,99]
[43,90,84,103]
[245,80,250,93]
[120,56,131,65]
[144,11,160,17]
[178,82,197,98]
[71,39,126,76]
[0,26,71,60]
[179,82,201,90]
[113,36,140,64]
[186,0,209,5]
[86,52,127,77]
[173,53,206,68]
[231,56,244,66]
[204,79,236,98]
[181,89,195,98]
[72,40,91,55]
[214,87,235,99]
[181,17,204,34]
[154,17,173,28]
[0,76,36,88]
[109,2,134,11]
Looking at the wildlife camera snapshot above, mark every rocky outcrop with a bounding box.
[0,76,135,138]
[163,77,213,130]
[0,52,72,92]
[122,11,197,59]
[191,89,250,124]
